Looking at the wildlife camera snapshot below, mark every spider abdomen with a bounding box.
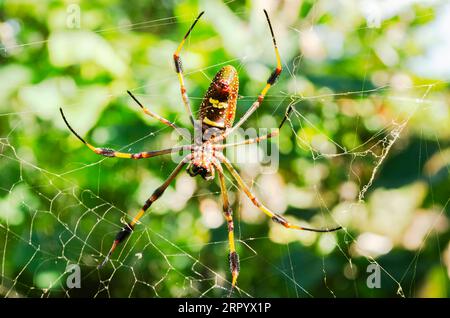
[199,65,239,131]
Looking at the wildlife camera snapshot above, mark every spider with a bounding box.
[59,9,341,291]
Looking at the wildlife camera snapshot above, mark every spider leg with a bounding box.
[60,108,192,159]
[98,155,192,268]
[218,154,342,233]
[214,161,239,291]
[214,9,282,142]
[127,90,191,141]
[216,130,279,149]
[215,103,293,149]
[173,11,204,129]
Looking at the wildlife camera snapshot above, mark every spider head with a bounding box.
[187,163,215,181]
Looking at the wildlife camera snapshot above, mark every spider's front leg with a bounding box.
[173,11,205,128]
[214,161,239,291]
[214,9,282,143]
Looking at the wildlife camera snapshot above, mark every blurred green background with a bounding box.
[0,0,449,298]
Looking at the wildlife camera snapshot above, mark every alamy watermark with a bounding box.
[366,263,381,289]
[66,4,81,29]
[362,1,382,28]
[65,263,81,289]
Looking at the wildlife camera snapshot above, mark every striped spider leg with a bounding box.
[59,108,193,268]
[209,106,340,291]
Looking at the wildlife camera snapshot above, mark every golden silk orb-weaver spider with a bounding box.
[59,10,342,291]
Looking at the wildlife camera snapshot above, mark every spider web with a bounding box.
[1,1,449,298]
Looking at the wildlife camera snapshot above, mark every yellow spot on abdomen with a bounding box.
[209,98,228,109]
[203,117,225,128]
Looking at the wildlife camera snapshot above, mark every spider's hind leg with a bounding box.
[98,155,192,268]
[219,154,342,233]
[214,161,239,292]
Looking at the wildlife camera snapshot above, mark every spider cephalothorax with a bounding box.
[60,10,341,293]
[187,143,217,180]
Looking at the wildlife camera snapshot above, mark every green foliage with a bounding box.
[0,0,449,297]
